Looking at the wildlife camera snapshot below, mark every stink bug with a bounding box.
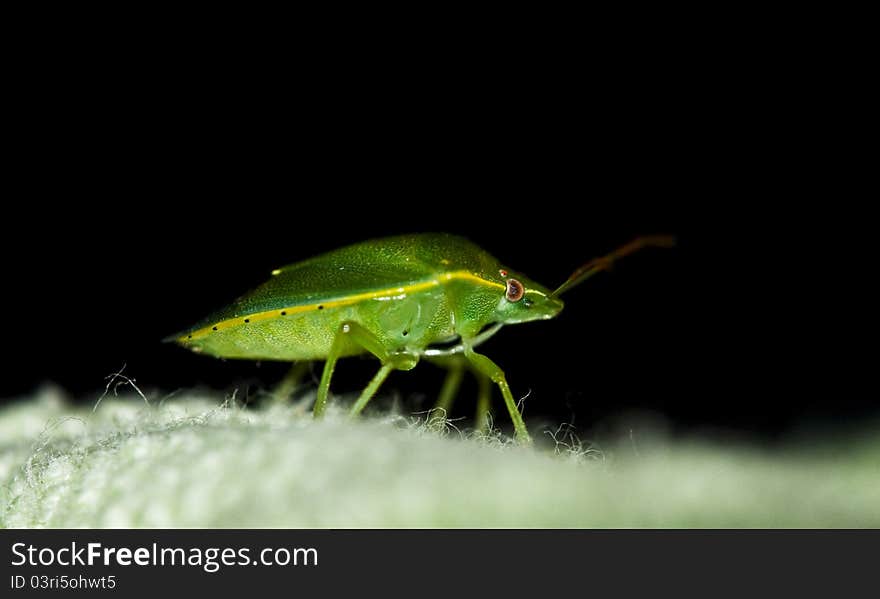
[167,233,674,443]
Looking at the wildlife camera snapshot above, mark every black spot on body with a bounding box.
[244,319,250,323]
[212,326,218,331]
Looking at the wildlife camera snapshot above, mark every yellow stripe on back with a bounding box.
[182,270,505,341]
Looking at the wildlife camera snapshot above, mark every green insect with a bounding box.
[168,233,673,443]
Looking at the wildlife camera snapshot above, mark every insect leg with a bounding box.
[463,346,532,444]
[349,363,395,416]
[349,348,419,417]
[474,370,492,435]
[433,358,465,417]
[314,333,345,418]
[428,355,494,433]
[314,321,416,418]
[271,361,311,405]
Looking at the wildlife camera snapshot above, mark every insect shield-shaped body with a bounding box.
[169,233,673,444]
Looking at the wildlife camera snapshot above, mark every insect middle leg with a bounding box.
[314,321,417,418]
[429,355,494,433]
[271,361,311,405]
[432,357,466,417]
[463,345,531,444]
[474,371,492,435]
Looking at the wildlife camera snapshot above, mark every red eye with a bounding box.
[505,278,524,302]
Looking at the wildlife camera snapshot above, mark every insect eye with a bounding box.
[505,278,525,302]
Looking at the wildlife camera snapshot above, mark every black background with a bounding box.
[2,39,863,441]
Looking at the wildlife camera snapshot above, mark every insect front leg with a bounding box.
[462,345,531,444]
[314,321,418,418]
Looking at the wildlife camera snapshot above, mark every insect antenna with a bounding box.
[550,235,676,298]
